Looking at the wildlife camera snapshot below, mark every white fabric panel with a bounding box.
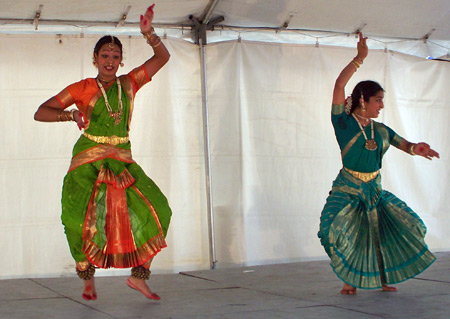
[0,34,448,278]
[0,35,209,278]
[206,41,450,267]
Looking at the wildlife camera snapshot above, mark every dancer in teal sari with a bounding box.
[35,5,170,301]
[318,33,440,294]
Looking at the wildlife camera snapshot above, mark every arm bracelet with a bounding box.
[409,143,417,155]
[350,60,360,71]
[141,28,158,44]
[57,109,75,122]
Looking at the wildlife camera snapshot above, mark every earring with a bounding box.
[120,62,124,67]
[360,94,366,112]
[92,56,98,68]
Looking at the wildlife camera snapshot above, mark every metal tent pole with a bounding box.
[199,37,217,269]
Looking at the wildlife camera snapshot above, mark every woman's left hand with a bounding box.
[140,4,155,33]
[414,142,440,160]
[73,110,87,130]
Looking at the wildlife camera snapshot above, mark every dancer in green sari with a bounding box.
[34,5,170,301]
[318,33,440,295]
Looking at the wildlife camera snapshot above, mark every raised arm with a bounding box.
[140,4,170,79]
[333,33,368,105]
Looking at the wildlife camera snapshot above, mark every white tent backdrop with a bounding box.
[0,33,449,278]
[1,0,450,59]
[206,41,450,266]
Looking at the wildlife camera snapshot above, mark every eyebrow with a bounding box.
[100,49,121,53]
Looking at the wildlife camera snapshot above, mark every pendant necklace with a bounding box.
[96,77,123,125]
[352,113,378,151]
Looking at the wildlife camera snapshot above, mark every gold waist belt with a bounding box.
[344,167,379,183]
[83,132,129,145]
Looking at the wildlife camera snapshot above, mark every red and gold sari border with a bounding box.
[132,65,151,87]
[118,74,135,130]
[81,166,166,269]
[132,185,164,234]
[68,144,134,172]
[83,179,102,243]
[98,167,135,189]
[83,233,167,269]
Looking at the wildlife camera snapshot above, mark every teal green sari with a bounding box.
[60,71,171,269]
[318,103,435,289]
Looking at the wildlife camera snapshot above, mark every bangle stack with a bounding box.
[351,57,363,71]
[57,109,75,122]
[141,27,162,48]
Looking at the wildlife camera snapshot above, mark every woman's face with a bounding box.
[95,43,122,79]
[363,90,384,118]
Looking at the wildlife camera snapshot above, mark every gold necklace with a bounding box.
[96,77,123,125]
[352,113,377,151]
[97,76,116,83]
[354,112,370,124]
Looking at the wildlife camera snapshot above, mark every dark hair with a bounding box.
[93,35,123,56]
[350,80,384,113]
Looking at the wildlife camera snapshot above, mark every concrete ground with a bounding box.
[0,251,448,319]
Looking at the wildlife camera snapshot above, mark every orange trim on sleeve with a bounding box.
[56,95,65,108]
[129,65,151,95]
[56,89,75,109]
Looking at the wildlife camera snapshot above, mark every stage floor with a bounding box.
[1,251,449,319]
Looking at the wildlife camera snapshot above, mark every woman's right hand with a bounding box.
[356,32,368,62]
[140,4,155,34]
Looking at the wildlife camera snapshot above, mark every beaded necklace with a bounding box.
[96,77,123,125]
[352,113,378,151]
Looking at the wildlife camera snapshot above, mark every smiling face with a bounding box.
[363,90,385,118]
[94,43,122,80]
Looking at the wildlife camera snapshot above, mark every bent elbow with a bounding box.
[164,52,171,63]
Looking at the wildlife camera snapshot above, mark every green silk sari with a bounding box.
[318,103,435,289]
[61,73,171,269]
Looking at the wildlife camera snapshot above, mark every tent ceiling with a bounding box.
[2,0,450,41]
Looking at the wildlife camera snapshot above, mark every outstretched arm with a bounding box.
[140,4,170,79]
[396,139,440,160]
[333,33,367,105]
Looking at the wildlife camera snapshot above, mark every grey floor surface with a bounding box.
[1,251,449,319]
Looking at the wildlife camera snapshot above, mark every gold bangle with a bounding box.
[63,111,70,121]
[141,27,155,41]
[58,109,75,122]
[151,39,162,48]
[69,109,75,121]
[351,59,361,68]
[350,60,359,71]
[57,109,63,121]
[354,57,364,65]
[409,143,417,155]
[147,35,160,45]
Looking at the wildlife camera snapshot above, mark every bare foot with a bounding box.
[340,283,357,295]
[82,277,97,301]
[127,276,160,300]
[382,284,397,292]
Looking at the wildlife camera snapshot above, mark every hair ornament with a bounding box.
[108,36,115,49]
[345,96,352,114]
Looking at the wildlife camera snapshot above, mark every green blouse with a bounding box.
[331,103,404,173]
